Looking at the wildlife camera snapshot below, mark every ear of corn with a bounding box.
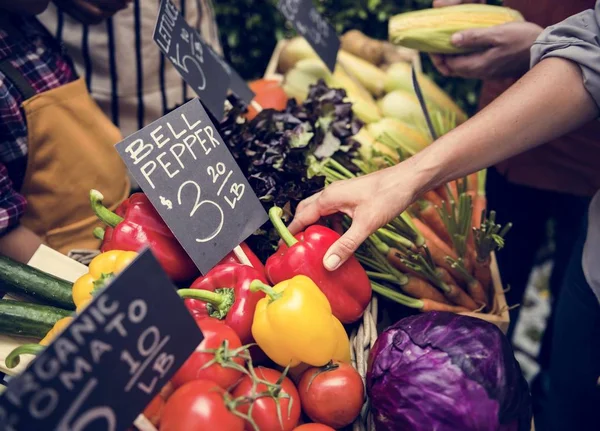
[353,127,401,164]
[337,51,387,97]
[389,4,524,54]
[378,90,427,125]
[367,118,430,156]
[384,62,468,124]
[278,37,317,73]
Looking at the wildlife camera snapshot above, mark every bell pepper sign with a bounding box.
[178,263,267,344]
[265,207,371,324]
[250,276,350,368]
[91,190,199,283]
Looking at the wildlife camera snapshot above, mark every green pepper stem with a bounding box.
[93,227,105,240]
[5,344,45,369]
[90,190,123,228]
[178,289,225,306]
[269,206,297,247]
[250,280,282,302]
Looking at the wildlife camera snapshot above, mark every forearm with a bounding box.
[0,225,43,264]
[406,57,599,194]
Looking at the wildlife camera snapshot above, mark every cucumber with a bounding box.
[0,300,72,339]
[0,255,75,310]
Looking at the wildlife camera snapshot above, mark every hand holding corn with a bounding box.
[430,21,543,79]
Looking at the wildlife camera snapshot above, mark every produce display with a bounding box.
[0,7,530,431]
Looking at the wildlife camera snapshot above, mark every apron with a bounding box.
[0,21,129,254]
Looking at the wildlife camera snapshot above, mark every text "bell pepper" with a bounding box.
[179,263,267,344]
[251,276,350,367]
[90,190,199,283]
[266,207,371,323]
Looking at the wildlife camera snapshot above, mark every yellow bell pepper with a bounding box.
[72,250,137,311]
[250,275,351,367]
[40,316,74,346]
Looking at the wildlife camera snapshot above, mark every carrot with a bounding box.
[419,299,470,313]
[436,267,459,287]
[434,186,453,212]
[473,256,493,295]
[411,217,463,280]
[447,181,458,201]
[472,195,487,229]
[423,190,444,209]
[402,275,451,305]
[447,257,488,309]
[417,201,452,245]
[472,170,488,229]
[466,172,478,194]
[439,280,478,310]
[385,249,451,304]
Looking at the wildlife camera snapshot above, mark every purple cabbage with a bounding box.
[367,312,531,431]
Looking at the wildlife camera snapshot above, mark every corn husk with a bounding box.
[367,118,429,156]
[384,62,468,124]
[278,37,316,73]
[353,127,401,165]
[389,4,524,54]
[377,90,427,125]
[337,51,387,97]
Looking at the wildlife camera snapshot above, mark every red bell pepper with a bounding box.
[265,207,372,324]
[217,242,265,276]
[90,190,199,283]
[178,263,267,344]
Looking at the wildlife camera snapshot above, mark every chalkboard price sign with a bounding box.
[154,0,230,118]
[115,98,268,275]
[0,249,202,431]
[278,0,340,72]
[206,45,255,106]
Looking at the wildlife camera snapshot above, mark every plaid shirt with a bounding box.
[0,14,75,236]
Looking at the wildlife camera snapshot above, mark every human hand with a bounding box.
[53,0,131,25]
[288,162,423,271]
[430,22,543,79]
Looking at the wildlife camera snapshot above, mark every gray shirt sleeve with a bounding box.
[530,1,600,109]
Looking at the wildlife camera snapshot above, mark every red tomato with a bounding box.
[293,425,335,431]
[160,380,244,431]
[298,361,364,428]
[245,79,288,120]
[233,367,301,431]
[171,318,245,390]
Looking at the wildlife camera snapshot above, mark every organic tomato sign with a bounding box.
[277,0,340,71]
[0,249,202,431]
[115,98,268,274]
[154,0,230,118]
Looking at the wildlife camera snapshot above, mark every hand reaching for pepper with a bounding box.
[288,161,423,271]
